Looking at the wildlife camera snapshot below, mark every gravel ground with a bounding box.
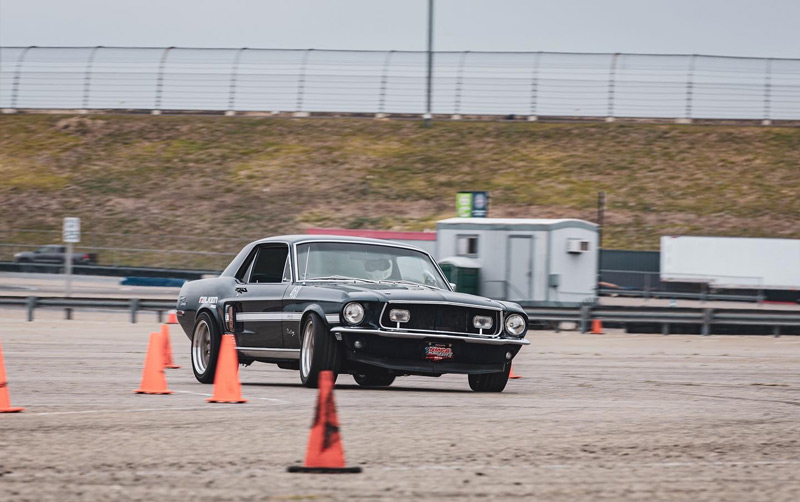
[1,311,799,501]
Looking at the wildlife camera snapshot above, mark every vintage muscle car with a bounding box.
[176,235,530,392]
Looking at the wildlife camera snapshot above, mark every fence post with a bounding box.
[81,46,102,111]
[579,304,590,334]
[452,51,469,119]
[26,296,37,322]
[702,308,712,336]
[294,49,313,116]
[152,46,174,114]
[606,53,620,122]
[376,50,395,118]
[9,46,35,110]
[528,51,542,120]
[681,54,696,123]
[762,58,772,125]
[226,47,247,116]
[130,298,140,324]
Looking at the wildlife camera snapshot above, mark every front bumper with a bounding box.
[331,327,528,375]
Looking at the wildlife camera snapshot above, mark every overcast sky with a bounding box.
[1,0,799,58]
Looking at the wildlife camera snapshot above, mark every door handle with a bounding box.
[235,287,248,294]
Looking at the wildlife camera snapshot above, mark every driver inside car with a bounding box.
[364,257,393,281]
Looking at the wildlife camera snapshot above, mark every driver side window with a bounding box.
[247,245,291,284]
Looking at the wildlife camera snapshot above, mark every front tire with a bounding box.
[299,313,341,388]
[468,363,511,392]
[191,312,221,384]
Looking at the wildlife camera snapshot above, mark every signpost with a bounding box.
[456,191,489,218]
[63,217,80,297]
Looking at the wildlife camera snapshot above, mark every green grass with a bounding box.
[0,114,798,268]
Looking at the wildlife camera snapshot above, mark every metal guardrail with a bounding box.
[0,295,176,323]
[526,305,800,336]
[0,261,218,280]
[598,288,763,303]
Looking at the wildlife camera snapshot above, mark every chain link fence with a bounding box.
[2,46,800,121]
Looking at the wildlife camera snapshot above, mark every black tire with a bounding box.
[468,363,511,392]
[299,312,341,388]
[191,312,221,384]
[353,371,396,388]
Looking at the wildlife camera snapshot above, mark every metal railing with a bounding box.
[0,295,175,323]
[2,46,800,121]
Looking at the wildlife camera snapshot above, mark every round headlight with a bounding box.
[504,314,526,336]
[343,302,365,325]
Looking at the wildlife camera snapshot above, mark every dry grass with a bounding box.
[0,114,798,268]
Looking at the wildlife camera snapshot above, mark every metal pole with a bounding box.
[529,51,542,119]
[10,46,35,109]
[425,0,434,127]
[607,53,619,120]
[377,50,395,116]
[763,58,772,124]
[684,54,696,121]
[453,51,468,116]
[82,46,102,110]
[296,49,313,113]
[65,242,73,297]
[227,47,247,114]
[153,47,174,113]
[596,191,605,300]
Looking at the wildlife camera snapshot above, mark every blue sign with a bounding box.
[456,191,489,218]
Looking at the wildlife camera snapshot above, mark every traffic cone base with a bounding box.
[508,364,522,379]
[0,340,25,412]
[207,334,246,403]
[161,324,181,369]
[591,319,604,334]
[288,371,361,474]
[135,331,173,395]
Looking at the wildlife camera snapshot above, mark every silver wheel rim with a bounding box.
[300,318,315,379]
[192,320,211,375]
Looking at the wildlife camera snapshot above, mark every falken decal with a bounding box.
[199,296,218,305]
[289,286,302,299]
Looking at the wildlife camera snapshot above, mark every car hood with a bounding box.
[306,281,508,310]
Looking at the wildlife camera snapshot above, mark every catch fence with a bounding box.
[2,46,800,121]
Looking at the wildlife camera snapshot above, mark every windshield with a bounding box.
[296,242,450,290]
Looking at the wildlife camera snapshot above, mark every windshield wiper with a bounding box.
[384,279,442,291]
[305,275,378,284]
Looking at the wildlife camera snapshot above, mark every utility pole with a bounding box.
[425,0,434,127]
[596,191,606,300]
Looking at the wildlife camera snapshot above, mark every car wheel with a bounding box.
[299,312,341,388]
[468,364,511,392]
[353,371,396,388]
[191,312,221,384]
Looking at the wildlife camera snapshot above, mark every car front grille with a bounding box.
[380,303,501,336]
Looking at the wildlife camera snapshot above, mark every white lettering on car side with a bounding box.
[289,286,301,299]
[199,296,218,305]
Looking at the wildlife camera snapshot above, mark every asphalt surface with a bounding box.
[1,310,798,501]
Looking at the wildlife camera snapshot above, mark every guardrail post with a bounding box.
[226,47,246,115]
[152,47,174,114]
[772,325,780,338]
[64,307,72,320]
[606,53,619,121]
[295,49,313,115]
[579,304,590,334]
[682,54,696,123]
[376,50,395,117]
[528,51,542,120]
[702,308,712,336]
[762,58,772,125]
[26,296,37,322]
[82,46,102,111]
[130,298,140,324]
[157,310,163,323]
[452,51,469,118]
[661,323,670,335]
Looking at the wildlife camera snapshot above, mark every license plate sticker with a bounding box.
[424,344,453,361]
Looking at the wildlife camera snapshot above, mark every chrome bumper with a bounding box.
[330,327,530,346]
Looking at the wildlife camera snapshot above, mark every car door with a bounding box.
[235,244,291,349]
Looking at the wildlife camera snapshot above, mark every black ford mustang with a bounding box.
[176,235,529,392]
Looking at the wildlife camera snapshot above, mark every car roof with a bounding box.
[251,234,426,252]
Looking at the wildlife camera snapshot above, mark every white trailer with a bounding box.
[436,218,599,306]
[661,236,800,290]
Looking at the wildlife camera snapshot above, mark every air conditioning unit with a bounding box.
[567,239,590,254]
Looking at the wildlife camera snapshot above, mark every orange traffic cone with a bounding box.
[591,319,604,334]
[166,310,178,325]
[161,324,181,369]
[134,331,173,394]
[509,364,522,379]
[0,340,24,413]
[207,334,247,403]
[288,371,361,473]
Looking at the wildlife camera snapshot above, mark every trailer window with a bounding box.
[457,235,479,257]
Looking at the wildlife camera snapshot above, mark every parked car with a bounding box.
[176,235,530,392]
[14,245,98,265]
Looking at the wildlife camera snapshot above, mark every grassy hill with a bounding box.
[1,114,798,269]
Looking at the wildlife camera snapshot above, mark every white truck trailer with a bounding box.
[660,236,800,290]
